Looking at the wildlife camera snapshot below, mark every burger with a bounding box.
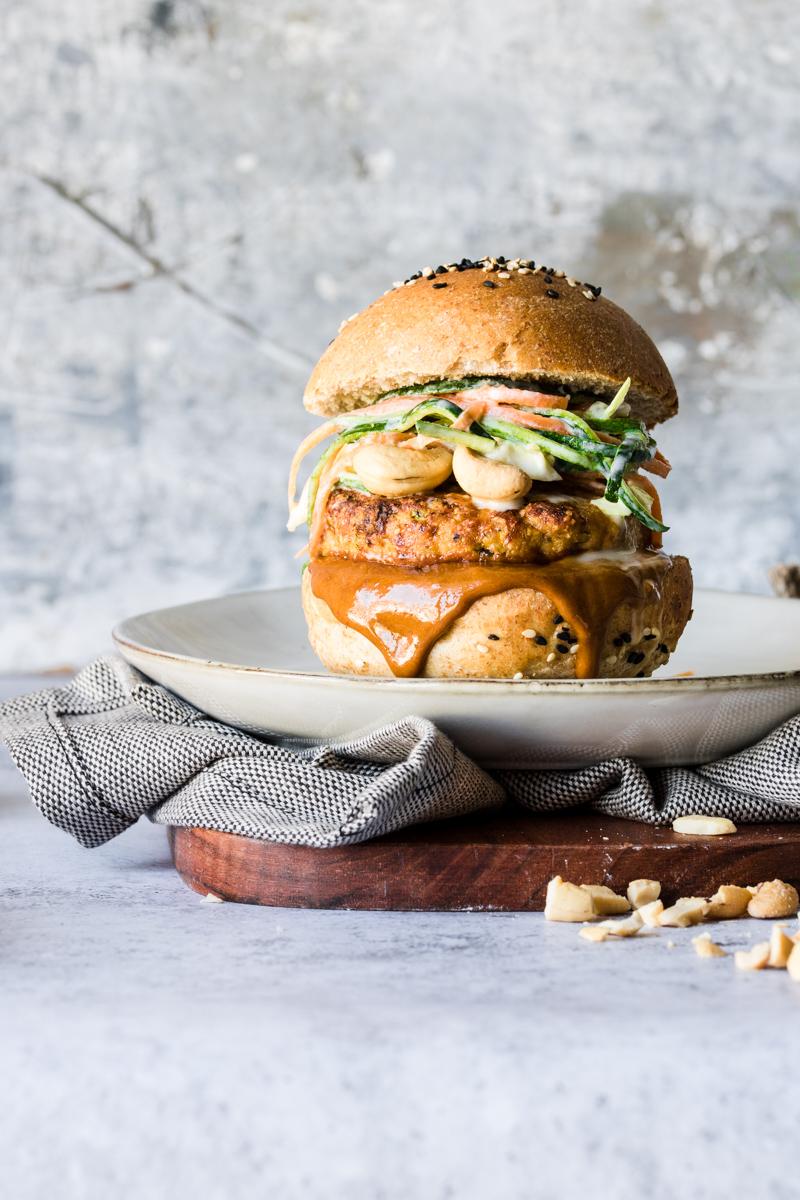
[288,256,692,680]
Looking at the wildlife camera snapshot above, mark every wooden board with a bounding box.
[169,810,800,911]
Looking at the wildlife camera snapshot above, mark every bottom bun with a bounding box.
[301,554,693,679]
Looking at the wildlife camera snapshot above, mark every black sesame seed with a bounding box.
[432,282,447,289]
[488,633,500,641]
[627,650,645,665]
[544,275,553,284]
[589,284,602,297]
[553,614,564,624]
[658,643,669,654]
[534,635,547,646]
[435,265,446,274]
[556,644,569,654]
[643,632,656,641]
[483,280,497,288]
[556,629,571,642]
[497,255,506,264]
[636,670,645,678]
[545,288,560,299]
[613,636,624,647]
[620,632,632,644]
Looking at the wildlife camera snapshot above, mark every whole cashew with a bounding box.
[451,445,531,503]
[352,441,453,497]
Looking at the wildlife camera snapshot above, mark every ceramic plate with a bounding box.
[112,587,800,769]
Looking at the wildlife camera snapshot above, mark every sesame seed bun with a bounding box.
[301,553,693,680]
[304,263,677,427]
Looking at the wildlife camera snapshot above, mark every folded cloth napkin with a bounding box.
[1,656,798,849]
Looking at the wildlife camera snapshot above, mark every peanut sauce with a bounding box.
[308,551,676,678]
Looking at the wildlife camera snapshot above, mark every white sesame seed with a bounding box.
[643,627,651,637]
[497,271,511,279]
[554,270,566,278]
[422,266,434,277]
[651,627,661,638]
[566,276,577,287]
[447,265,458,272]
[517,267,531,274]
[521,629,536,639]
[392,280,403,289]
[546,652,556,664]
[582,289,594,299]
[476,643,488,655]
[513,671,523,680]
[569,643,578,654]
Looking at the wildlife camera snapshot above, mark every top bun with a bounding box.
[304,258,677,426]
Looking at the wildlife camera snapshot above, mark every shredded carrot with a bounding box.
[488,405,571,435]
[630,474,664,548]
[288,418,344,511]
[640,449,671,479]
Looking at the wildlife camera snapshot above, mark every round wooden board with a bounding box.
[169,811,800,911]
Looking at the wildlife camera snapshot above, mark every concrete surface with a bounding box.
[2,0,800,669]
[2,673,800,1200]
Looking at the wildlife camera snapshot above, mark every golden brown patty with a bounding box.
[316,486,649,566]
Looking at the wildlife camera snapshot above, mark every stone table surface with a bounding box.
[2,675,799,1200]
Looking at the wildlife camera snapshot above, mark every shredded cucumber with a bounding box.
[415,420,495,453]
[299,379,664,532]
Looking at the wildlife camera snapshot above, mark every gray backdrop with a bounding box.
[2,0,798,670]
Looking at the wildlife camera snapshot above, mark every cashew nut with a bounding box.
[452,445,531,505]
[580,884,631,915]
[595,910,644,937]
[659,897,709,927]
[735,942,770,971]
[544,876,596,922]
[747,879,799,920]
[352,441,453,497]
[705,884,751,920]
[627,879,661,909]
[692,933,726,958]
[767,924,795,968]
[788,942,800,982]
[672,815,737,837]
[638,899,665,926]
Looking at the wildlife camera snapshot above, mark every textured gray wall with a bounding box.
[1,0,799,669]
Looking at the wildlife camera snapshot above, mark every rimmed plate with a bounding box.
[113,587,800,769]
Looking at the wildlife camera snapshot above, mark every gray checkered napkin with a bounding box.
[1,655,799,848]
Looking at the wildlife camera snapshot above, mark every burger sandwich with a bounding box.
[288,256,692,680]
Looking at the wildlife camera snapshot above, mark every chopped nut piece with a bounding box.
[579,884,631,915]
[767,924,795,969]
[735,942,770,971]
[544,876,596,922]
[579,925,610,943]
[638,899,665,927]
[595,911,644,937]
[627,879,661,909]
[788,942,800,982]
[747,879,800,920]
[706,884,752,920]
[672,815,737,837]
[659,897,709,927]
[692,933,727,958]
